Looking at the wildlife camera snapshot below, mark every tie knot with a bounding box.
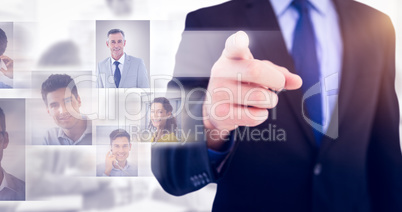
[114,61,120,66]
[292,0,309,13]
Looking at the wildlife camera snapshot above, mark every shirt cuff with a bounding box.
[207,132,235,166]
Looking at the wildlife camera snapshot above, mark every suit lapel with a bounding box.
[243,0,279,30]
[106,58,116,88]
[331,0,356,132]
[244,0,317,146]
[319,0,359,154]
[120,53,131,87]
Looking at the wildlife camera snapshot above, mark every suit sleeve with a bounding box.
[151,11,232,196]
[96,62,104,88]
[136,59,150,88]
[43,134,49,145]
[367,15,402,212]
[152,141,215,196]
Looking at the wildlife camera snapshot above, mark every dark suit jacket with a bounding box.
[152,0,402,211]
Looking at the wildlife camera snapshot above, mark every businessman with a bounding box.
[0,107,25,200]
[0,28,12,88]
[97,129,137,177]
[97,28,150,88]
[41,74,92,145]
[152,0,402,211]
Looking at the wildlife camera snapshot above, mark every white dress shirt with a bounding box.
[271,0,343,132]
[110,53,126,76]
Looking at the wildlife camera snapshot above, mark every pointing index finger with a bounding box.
[223,31,253,60]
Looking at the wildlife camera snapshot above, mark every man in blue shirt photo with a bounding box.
[97,129,137,177]
[41,74,92,145]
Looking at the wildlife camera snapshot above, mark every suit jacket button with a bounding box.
[198,174,205,184]
[202,172,210,183]
[314,164,322,176]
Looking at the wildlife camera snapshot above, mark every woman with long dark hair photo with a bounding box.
[148,97,178,142]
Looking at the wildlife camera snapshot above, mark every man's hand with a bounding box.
[203,31,302,151]
[0,55,13,79]
[104,151,116,176]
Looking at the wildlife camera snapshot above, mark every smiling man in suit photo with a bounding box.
[97,28,150,88]
[152,0,402,211]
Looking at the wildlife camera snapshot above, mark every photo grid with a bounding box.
[0,2,218,210]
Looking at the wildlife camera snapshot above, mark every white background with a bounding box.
[0,0,399,211]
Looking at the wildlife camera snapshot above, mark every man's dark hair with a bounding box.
[0,28,8,56]
[0,107,5,132]
[107,29,125,40]
[109,129,130,145]
[41,74,79,105]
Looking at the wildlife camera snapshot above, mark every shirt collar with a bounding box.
[57,127,67,140]
[270,0,331,17]
[57,119,91,144]
[111,53,125,65]
[0,169,8,191]
[82,119,92,136]
[112,161,129,171]
[0,168,18,193]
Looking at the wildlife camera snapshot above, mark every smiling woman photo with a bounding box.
[148,97,178,143]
